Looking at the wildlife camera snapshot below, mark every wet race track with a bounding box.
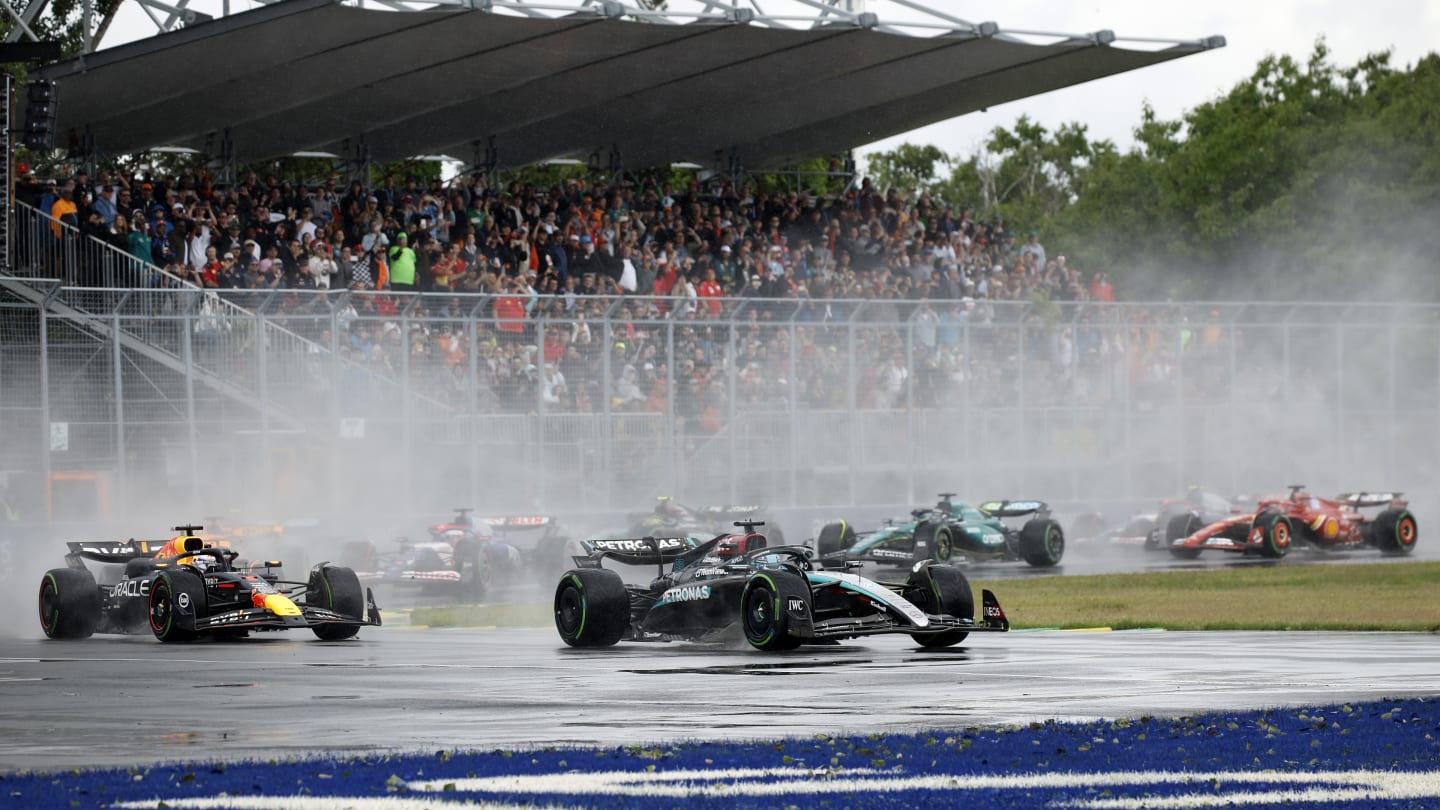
[3,621,1440,771]
[1,531,1436,775]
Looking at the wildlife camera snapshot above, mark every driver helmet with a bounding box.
[715,536,743,559]
[656,498,685,518]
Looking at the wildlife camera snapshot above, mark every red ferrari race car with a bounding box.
[1165,485,1417,560]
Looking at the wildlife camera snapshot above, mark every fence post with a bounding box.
[111,307,126,521]
[38,300,52,525]
[180,295,201,513]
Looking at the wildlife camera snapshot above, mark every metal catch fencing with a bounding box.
[1,273,1436,529]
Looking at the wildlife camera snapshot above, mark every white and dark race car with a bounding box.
[553,521,1009,651]
[620,497,786,546]
[38,526,380,642]
[1069,489,1244,551]
[342,509,577,600]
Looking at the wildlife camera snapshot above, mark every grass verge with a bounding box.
[972,560,1440,631]
[408,561,1440,632]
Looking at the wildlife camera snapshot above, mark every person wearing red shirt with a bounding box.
[696,267,724,316]
[1088,272,1115,302]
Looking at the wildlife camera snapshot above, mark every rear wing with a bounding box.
[577,535,705,567]
[483,515,555,530]
[1337,492,1405,508]
[700,504,763,516]
[977,500,1049,519]
[64,539,164,563]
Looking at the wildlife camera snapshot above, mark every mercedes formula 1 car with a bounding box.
[621,497,786,545]
[1165,485,1418,559]
[554,521,1009,651]
[813,494,1064,569]
[38,525,381,642]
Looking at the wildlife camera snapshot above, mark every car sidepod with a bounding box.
[642,576,748,637]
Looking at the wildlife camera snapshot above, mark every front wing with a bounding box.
[807,589,1010,641]
[191,590,383,633]
[355,569,461,587]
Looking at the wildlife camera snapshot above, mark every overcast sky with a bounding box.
[857,0,1440,159]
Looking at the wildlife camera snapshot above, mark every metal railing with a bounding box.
[0,272,1436,525]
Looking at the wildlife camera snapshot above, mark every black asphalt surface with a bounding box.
[3,626,1438,771]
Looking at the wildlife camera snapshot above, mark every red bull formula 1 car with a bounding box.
[554,521,1009,652]
[38,525,380,642]
[1165,486,1418,559]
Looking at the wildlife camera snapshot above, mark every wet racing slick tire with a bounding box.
[1371,508,1418,555]
[1253,510,1293,559]
[1165,512,1205,559]
[906,563,975,648]
[1068,512,1108,543]
[38,568,101,639]
[149,570,205,643]
[554,568,629,647]
[1018,518,1065,567]
[741,569,808,652]
[815,520,857,559]
[915,521,955,563]
[453,539,491,602]
[338,540,376,572]
[308,565,365,640]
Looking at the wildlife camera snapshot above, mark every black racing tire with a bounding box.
[914,521,955,563]
[533,534,573,582]
[38,568,101,640]
[554,568,629,648]
[1371,508,1418,556]
[757,519,785,547]
[1253,510,1293,559]
[338,540,376,572]
[1018,518,1064,567]
[1069,512,1108,542]
[741,569,808,652]
[149,570,205,643]
[906,563,975,648]
[452,540,491,602]
[307,565,365,640]
[1164,512,1205,559]
[815,520,857,558]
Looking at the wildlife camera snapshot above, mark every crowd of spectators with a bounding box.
[16,165,1181,423]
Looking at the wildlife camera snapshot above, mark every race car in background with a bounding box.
[1165,485,1418,559]
[621,497,786,546]
[341,509,494,599]
[38,525,379,642]
[341,509,576,599]
[554,521,1009,651]
[812,493,1065,569]
[1069,488,1245,551]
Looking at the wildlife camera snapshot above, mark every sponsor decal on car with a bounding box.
[786,597,808,617]
[657,585,711,605]
[871,549,910,559]
[109,579,151,598]
[590,538,688,553]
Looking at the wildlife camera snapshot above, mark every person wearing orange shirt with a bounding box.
[50,186,79,237]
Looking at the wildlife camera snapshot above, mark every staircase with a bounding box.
[5,203,452,434]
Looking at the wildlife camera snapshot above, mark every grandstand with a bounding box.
[21,2,1432,529]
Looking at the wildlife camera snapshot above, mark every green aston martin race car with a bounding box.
[813,493,1065,569]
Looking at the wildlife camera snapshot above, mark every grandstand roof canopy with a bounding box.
[36,0,1223,171]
